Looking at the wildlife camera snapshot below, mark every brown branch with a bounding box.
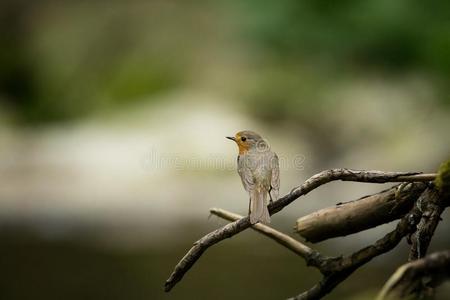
[164,169,436,292]
[408,161,450,261]
[209,208,327,269]
[270,170,435,215]
[295,182,427,243]
[293,200,425,299]
[202,184,447,300]
[212,201,424,300]
[408,186,445,261]
[290,192,429,300]
[292,185,450,300]
[377,250,450,300]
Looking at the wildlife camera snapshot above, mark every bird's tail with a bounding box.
[250,187,270,224]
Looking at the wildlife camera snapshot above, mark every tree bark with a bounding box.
[295,182,427,242]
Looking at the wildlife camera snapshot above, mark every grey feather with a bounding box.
[270,153,280,201]
[237,148,279,224]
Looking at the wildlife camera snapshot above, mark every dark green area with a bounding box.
[1,0,449,124]
[0,1,183,124]
[230,0,450,124]
[231,0,450,77]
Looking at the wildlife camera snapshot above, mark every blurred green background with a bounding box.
[0,1,449,299]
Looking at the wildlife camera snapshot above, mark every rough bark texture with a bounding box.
[163,168,444,300]
[295,182,427,242]
[408,186,445,261]
[378,250,450,300]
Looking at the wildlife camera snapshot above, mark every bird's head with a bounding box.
[226,130,268,154]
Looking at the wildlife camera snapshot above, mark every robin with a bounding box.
[227,131,280,224]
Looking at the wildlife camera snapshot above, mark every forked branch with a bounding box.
[164,169,436,293]
[212,198,425,300]
[209,208,328,270]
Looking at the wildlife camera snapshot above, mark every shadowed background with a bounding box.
[0,1,449,299]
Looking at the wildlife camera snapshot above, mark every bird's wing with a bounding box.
[270,153,280,201]
[237,155,255,192]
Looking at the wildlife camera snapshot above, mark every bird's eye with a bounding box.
[241,137,247,142]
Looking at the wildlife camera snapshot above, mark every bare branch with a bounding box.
[291,185,450,300]
[210,207,420,300]
[164,216,252,292]
[212,197,424,300]
[408,186,446,260]
[209,208,326,269]
[408,161,450,261]
[164,169,436,292]
[270,170,435,215]
[290,270,356,300]
[377,250,450,300]
[290,196,425,300]
[204,186,445,300]
[295,182,427,243]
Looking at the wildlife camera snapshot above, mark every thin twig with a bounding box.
[212,201,424,300]
[270,170,436,215]
[164,169,436,292]
[210,208,326,269]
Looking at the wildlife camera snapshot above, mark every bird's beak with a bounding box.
[226,136,236,142]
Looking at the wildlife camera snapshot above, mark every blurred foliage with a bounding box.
[232,0,450,76]
[0,0,449,124]
[224,0,450,153]
[0,0,184,124]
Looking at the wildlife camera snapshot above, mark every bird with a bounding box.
[226,130,280,224]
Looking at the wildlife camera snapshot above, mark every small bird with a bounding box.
[227,130,280,224]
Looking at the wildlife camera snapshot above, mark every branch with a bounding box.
[295,182,427,242]
[408,186,445,261]
[408,159,450,260]
[209,208,328,270]
[288,197,425,300]
[208,184,446,299]
[377,250,450,300]
[292,185,449,300]
[211,202,423,300]
[270,170,435,215]
[164,169,436,292]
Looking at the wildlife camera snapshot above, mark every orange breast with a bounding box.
[238,143,250,155]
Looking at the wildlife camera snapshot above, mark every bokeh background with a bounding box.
[1,1,449,299]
